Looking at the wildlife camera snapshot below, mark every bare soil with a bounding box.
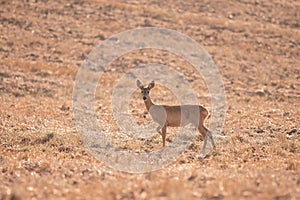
[0,0,299,199]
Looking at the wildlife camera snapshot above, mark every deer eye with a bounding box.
[141,91,143,93]
[147,91,149,94]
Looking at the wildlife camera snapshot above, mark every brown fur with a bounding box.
[137,80,215,153]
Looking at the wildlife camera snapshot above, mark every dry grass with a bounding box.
[0,0,300,199]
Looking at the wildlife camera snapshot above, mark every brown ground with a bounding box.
[0,0,300,199]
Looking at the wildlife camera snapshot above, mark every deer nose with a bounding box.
[143,96,147,100]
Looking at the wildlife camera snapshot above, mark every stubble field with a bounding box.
[0,0,299,199]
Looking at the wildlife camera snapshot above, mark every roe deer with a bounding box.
[137,80,215,154]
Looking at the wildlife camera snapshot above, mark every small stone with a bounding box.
[256,90,265,97]
[286,128,297,135]
[256,128,264,133]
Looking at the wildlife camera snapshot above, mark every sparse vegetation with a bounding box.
[0,0,299,199]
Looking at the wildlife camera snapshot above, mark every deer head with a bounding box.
[137,80,155,101]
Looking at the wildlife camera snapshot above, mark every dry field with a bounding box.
[0,0,300,199]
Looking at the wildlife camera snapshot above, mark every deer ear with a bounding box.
[148,80,155,89]
[137,80,143,89]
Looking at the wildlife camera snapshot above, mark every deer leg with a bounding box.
[156,124,166,146]
[202,133,208,155]
[198,125,216,154]
[161,125,167,147]
[156,124,163,135]
[207,130,216,149]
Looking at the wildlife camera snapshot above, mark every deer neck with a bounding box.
[144,97,154,111]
